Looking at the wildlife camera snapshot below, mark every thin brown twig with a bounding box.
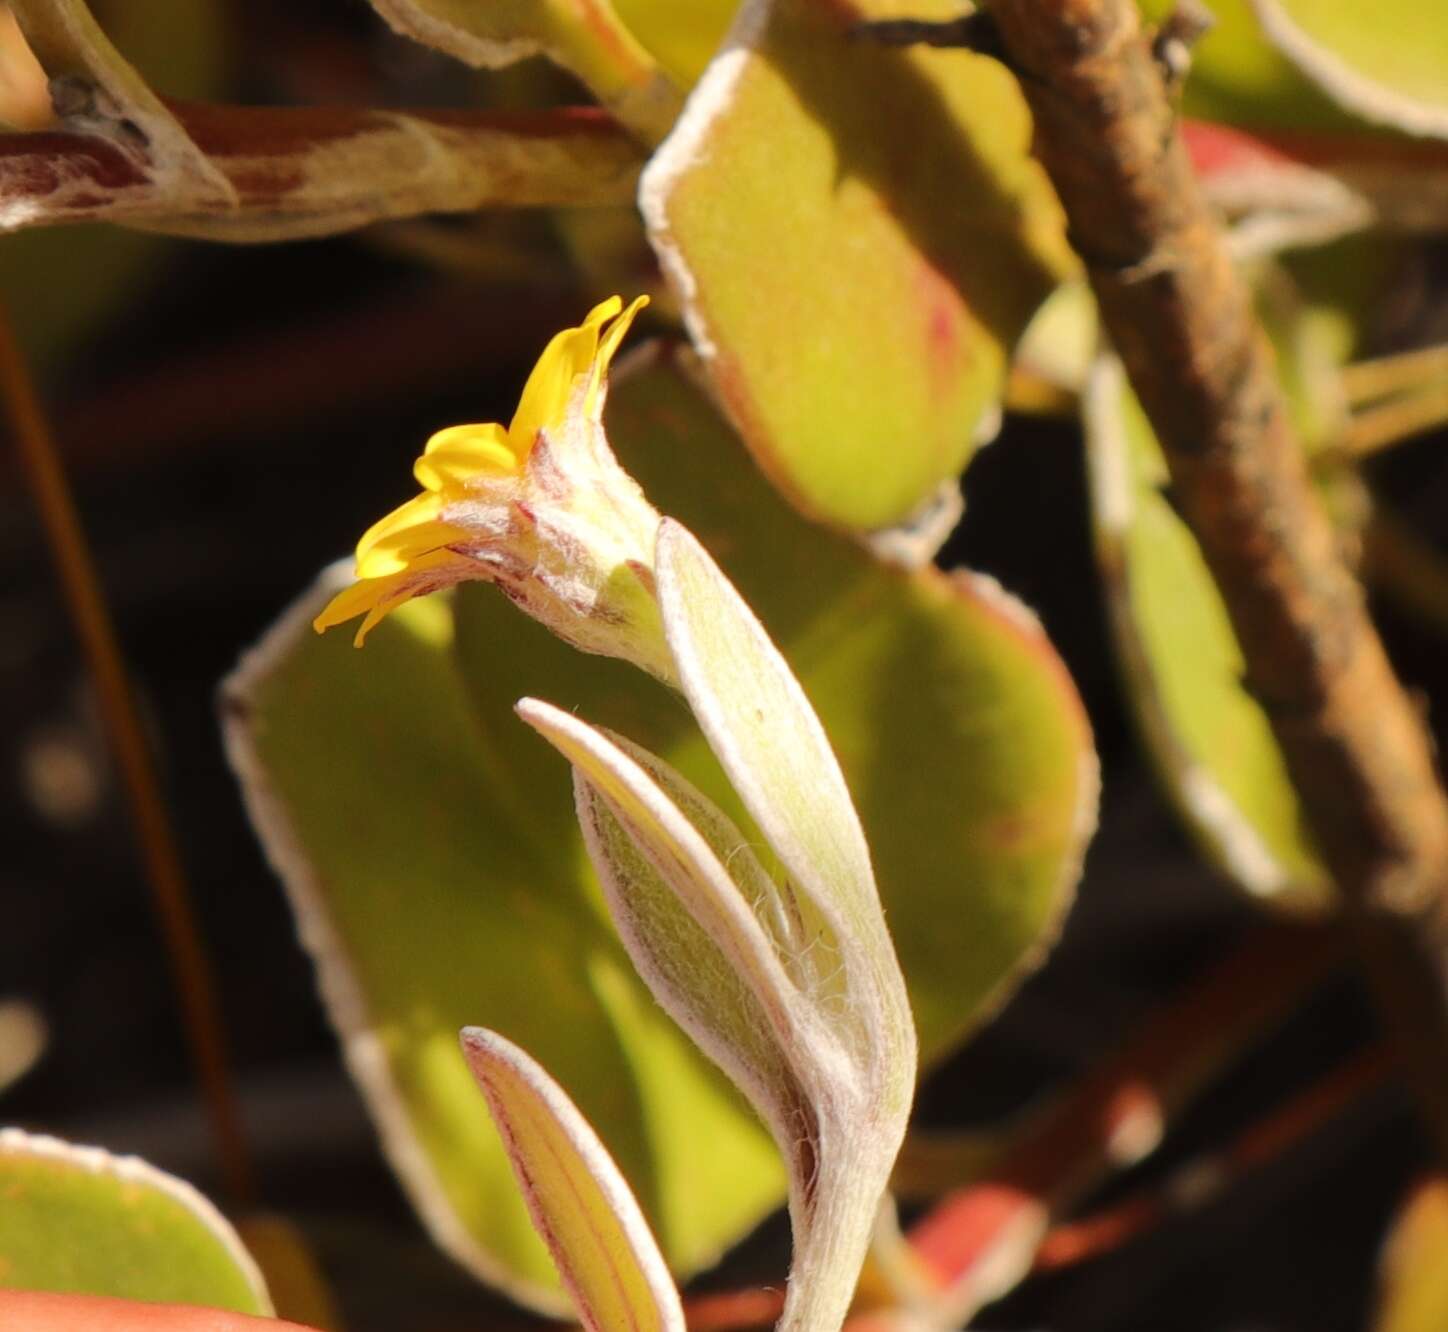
[1033,1042,1394,1272]
[903,924,1338,1315]
[675,926,1340,1330]
[0,303,255,1205]
[986,0,1448,1158]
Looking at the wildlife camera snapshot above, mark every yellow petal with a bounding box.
[351,581,424,647]
[312,549,470,646]
[357,519,466,579]
[311,570,411,640]
[414,423,516,491]
[508,297,622,455]
[584,295,649,420]
[354,492,444,575]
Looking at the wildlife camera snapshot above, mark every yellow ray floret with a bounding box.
[313,296,648,646]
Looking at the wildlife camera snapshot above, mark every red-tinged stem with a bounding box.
[684,1287,785,1331]
[683,927,1340,1331]
[1034,1042,1394,1271]
[0,302,255,1206]
[906,925,1338,1310]
[0,101,641,239]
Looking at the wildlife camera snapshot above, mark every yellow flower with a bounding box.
[314,295,673,681]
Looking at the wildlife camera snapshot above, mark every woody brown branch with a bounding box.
[984,0,1448,1142]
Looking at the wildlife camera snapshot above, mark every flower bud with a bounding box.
[314,296,675,684]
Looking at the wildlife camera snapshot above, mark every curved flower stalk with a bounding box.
[314,295,673,683]
[516,521,918,1332]
[320,300,918,1332]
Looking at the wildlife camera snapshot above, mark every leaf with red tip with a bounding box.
[460,1028,684,1332]
[641,0,1072,532]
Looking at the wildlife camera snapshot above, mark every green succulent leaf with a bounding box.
[1138,0,1364,131]
[469,346,1097,1060]
[0,1130,270,1314]
[1083,351,1330,908]
[515,702,814,1140]
[227,586,733,1314]
[225,347,1095,1309]
[1249,0,1448,139]
[641,0,1073,533]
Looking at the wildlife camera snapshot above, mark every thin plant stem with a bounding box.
[679,927,1342,1330]
[1345,384,1448,458]
[1342,344,1448,408]
[0,303,256,1205]
[1033,1042,1393,1272]
[903,925,1338,1319]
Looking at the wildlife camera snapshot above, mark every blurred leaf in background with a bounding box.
[0,1130,270,1314]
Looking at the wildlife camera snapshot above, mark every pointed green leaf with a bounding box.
[0,1130,270,1314]
[520,699,901,1332]
[641,0,1073,532]
[1250,0,1448,139]
[515,701,813,1121]
[226,348,1095,1307]
[516,705,823,1229]
[656,521,885,952]
[1083,351,1329,908]
[460,1028,684,1332]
